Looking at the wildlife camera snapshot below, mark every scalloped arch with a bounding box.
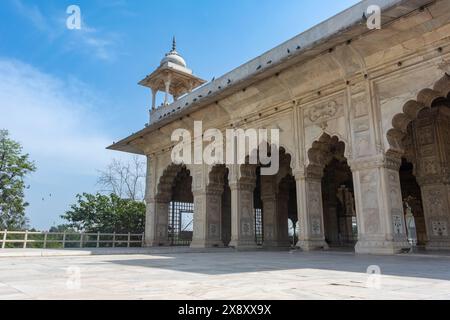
[386,74,450,155]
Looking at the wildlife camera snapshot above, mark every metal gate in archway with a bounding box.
[168,202,194,246]
[255,208,264,246]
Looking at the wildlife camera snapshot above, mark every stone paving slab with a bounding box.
[0,251,450,300]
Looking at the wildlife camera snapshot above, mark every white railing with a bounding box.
[0,230,144,249]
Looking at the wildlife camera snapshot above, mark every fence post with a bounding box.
[62,231,66,249]
[112,232,116,248]
[141,233,145,247]
[127,232,131,248]
[96,232,100,248]
[80,233,84,248]
[1,230,6,249]
[43,232,48,249]
[23,230,28,249]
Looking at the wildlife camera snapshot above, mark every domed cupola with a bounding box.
[160,37,187,68]
[139,37,206,113]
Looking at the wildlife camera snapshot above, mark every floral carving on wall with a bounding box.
[308,100,340,123]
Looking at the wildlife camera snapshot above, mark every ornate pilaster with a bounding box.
[418,183,450,250]
[144,156,171,247]
[412,107,450,250]
[190,186,224,248]
[350,155,410,254]
[228,165,258,249]
[144,199,170,246]
[294,169,329,251]
[190,165,225,248]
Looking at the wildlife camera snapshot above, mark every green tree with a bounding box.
[0,130,36,230]
[61,193,145,233]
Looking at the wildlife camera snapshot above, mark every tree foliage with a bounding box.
[61,193,145,233]
[0,130,36,230]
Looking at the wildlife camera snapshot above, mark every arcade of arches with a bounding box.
[110,1,450,254]
[142,75,450,254]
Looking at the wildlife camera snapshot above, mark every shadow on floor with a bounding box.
[105,249,450,281]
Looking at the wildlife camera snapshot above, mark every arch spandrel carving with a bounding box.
[302,96,350,166]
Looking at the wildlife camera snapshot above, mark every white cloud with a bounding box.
[12,0,49,31]
[0,58,116,174]
[0,57,137,229]
[11,0,62,40]
[11,0,120,61]
[65,24,120,62]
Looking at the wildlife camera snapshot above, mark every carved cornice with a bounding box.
[229,180,256,192]
[349,154,402,171]
[416,174,450,186]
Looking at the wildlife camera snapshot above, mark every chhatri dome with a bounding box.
[160,37,187,68]
[139,37,206,115]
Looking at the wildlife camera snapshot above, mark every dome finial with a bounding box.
[160,36,186,67]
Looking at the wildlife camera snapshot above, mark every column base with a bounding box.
[425,240,450,251]
[296,240,329,251]
[263,240,291,249]
[228,239,259,250]
[190,240,224,248]
[355,240,410,255]
[144,240,170,247]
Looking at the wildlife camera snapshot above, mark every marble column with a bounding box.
[229,167,258,249]
[295,169,329,251]
[190,187,224,248]
[351,156,410,254]
[260,175,290,248]
[144,199,170,247]
[144,156,171,247]
[412,107,450,250]
[261,175,278,247]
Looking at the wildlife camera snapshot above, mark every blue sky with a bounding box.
[0,0,360,230]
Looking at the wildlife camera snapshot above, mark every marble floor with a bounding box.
[0,250,449,300]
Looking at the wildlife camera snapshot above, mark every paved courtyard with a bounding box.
[0,250,450,300]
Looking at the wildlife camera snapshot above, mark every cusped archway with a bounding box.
[302,133,356,250]
[385,74,450,250]
[154,164,194,246]
[386,74,450,155]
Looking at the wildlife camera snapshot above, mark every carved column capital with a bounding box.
[349,154,401,172]
[205,183,224,196]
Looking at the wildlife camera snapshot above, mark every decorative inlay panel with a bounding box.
[422,157,438,175]
[308,101,339,123]
[311,217,322,235]
[241,220,252,237]
[393,215,403,235]
[304,95,345,126]
[424,188,443,213]
[417,126,434,145]
[354,132,371,157]
[209,223,219,237]
[353,117,370,133]
[360,171,380,234]
[432,221,448,237]
[352,94,369,118]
